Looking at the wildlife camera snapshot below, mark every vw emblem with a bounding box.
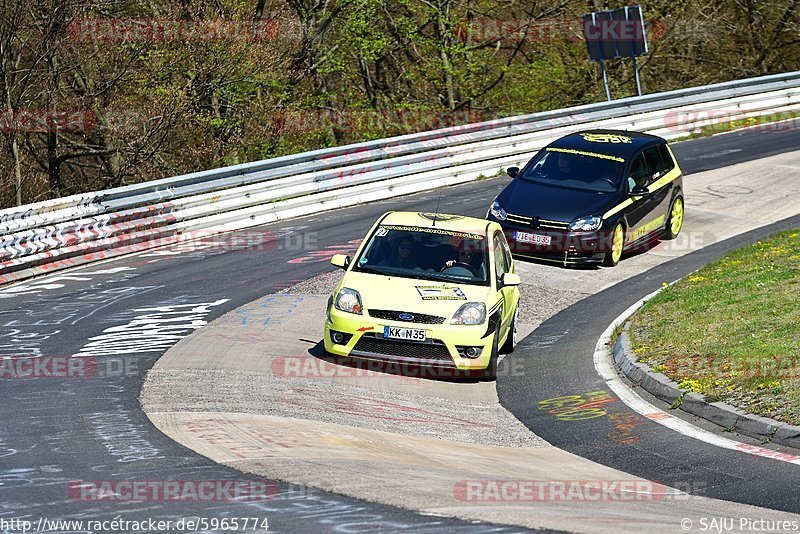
[398,313,414,321]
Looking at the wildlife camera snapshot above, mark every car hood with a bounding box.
[497,178,619,221]
[339,271,491,317]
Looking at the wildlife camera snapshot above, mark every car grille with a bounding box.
[353,335,452,361]
[368,309,446,324]
[506,212,570,230]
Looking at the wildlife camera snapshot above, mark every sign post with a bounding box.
[600,60,611,102]
[582,5,648,101]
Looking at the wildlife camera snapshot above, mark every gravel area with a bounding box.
[279,269,342,295]
[142,368,544,447]
[517,276,591,327]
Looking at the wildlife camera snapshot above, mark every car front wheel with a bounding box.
[499,306,518,354]
[603,223,625,267]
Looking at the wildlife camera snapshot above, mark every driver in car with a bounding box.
[442,240,482,274]
[542,151,573,178]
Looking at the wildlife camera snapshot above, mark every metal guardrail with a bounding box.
[2,71,800,285]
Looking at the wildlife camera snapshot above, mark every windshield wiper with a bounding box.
[407,273,449,282]
[406,272,485,284]
[519,171,543,182]
[356,266,484,285]
[354,265,389,275]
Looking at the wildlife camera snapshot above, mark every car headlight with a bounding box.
[450,302,486,325]
[489,200,507,221]
[334,288,363,314]
[568,215,602,232]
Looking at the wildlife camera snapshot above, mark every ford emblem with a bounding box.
[398,313,414,321]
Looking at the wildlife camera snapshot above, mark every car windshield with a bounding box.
[353,225,490,286]
[519,148,625,192]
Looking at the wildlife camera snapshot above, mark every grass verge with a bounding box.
[628,228,800,425]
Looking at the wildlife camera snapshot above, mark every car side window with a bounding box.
[499,233,513,273]
[642,147,664,182]
[629,154,648,189]
[657,144,675,174]
[493,233,508,280]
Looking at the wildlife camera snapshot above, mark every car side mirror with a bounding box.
[506,166,519,179]
[500,272,521,287]
[629,185,649,197]
[330,254,350,269]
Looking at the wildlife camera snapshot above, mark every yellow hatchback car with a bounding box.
[324,211,521,380]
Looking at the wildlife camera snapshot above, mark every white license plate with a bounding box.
[383,326,426,341]
[514,231,552,245]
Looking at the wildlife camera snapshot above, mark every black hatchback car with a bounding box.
[486,130,684,267]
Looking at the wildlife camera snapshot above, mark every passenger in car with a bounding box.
[380,236,417,269]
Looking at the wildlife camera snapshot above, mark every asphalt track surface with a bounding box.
[1,126,799,532]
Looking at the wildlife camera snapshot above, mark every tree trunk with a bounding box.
[10,131,22,206]
[437,0,457,110]
[47,130,61,197]
[0,27,24,205]
[2,62,23,206]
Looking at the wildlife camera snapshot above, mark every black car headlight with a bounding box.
[568,216,602,232]
[489,200,507,221]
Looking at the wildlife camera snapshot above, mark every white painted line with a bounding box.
[594,288,800,466]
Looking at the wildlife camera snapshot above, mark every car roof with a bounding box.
[379,211,492,236]
[548,129,664,160]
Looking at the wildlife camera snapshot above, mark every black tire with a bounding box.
[664,195,684,240]
[499,306,518,354]
[603,222,625,267]
[479,328,500,381]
